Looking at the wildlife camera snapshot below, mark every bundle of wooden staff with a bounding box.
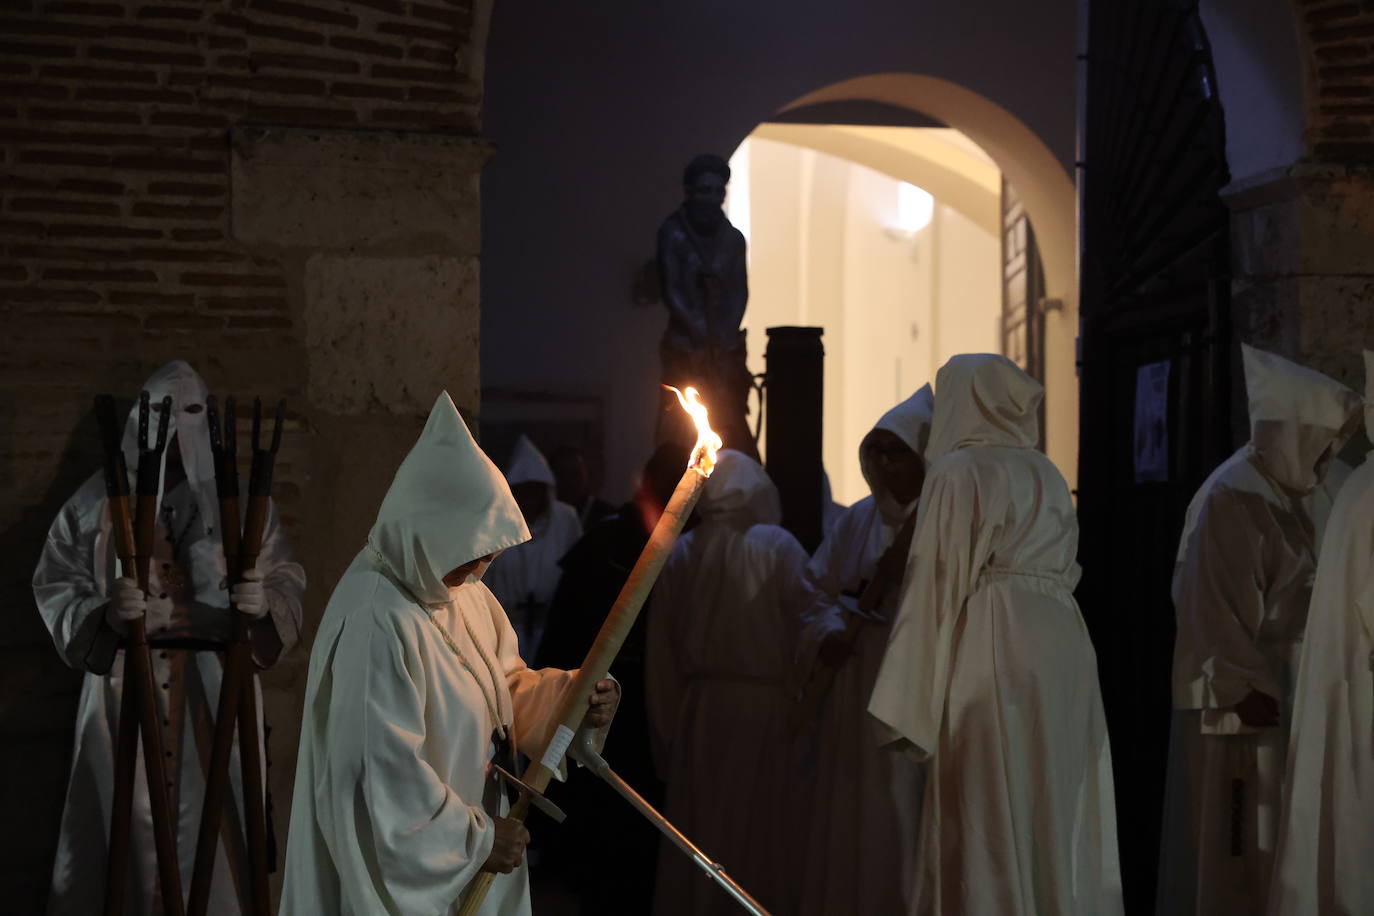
[786,507,919,737]
[94,391,286,916]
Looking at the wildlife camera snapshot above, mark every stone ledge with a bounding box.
[1221,161,1374,210]
[1224,162,1374,278]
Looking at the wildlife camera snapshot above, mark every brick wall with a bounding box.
[0,0,490,908]
[1297,0,1374,160]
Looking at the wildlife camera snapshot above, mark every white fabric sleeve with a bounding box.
[794,523,856,688]
[1171,488,1278,713]
[249,497,306,669]
[1354,541,1374,660]
[748,526,830,697]
[868,456,985,761]
[348,617,494,914]
[32,484,120,674]
[490,597,603,778]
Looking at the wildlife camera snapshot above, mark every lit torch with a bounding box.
[457,386,723,915]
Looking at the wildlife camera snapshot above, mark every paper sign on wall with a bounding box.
[1134,360,1170,483]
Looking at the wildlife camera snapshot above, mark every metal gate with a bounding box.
[1078,2,1235,911]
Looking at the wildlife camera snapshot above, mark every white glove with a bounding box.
[106,576,146,630]
[230,568,267,618]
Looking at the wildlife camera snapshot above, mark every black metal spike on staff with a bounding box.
[188,396,284,916]
[97,392,185,916]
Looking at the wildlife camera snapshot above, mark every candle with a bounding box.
[457,386,721,915]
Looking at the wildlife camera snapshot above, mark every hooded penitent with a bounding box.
[646,450,817,916]
[795,385,934,916]
[861,383,936,526]
[1157,345,1361,916]
[483,434,583,657]
[281,393,596,916]
[869,354,1122,916]
[116,359,219,529]
[33,360,305,916]
[1269,349,1374,914]
[368,402,530,607]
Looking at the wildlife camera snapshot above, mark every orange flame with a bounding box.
[665,385,723,475]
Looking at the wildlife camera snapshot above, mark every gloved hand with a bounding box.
[230,568,267,618]
[106,576,146,631]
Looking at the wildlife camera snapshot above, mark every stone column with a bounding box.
[229,126,490,899]
[1224,163,1374,443]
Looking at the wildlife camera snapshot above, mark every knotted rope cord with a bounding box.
[425,603,509,741]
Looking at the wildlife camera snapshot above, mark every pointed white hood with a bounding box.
[119,359,217,525]
[926,354,1042,462]
[698,449,781,528]
[1364,349,1374,443]
[861,384,935,523]
[1242,344,1361,494]
[506,434,555,488]
[367,393,530,607]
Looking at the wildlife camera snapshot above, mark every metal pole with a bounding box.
[570,738,772,916]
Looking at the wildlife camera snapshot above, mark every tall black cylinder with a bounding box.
[764,326,824,552]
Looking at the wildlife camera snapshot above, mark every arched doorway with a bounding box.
[727,73,1079,489]
[726,121,1003,505]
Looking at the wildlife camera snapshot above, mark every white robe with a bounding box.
[870,354,1122,916]
[483,500,582,657]
[281,393,604,916]
[1158,345,1362,916]
[646,450,814,916]
[794,385,933,916]
[485,435,583,657]
[1269,350,1374,915]
[795,497,926,915]
[32,360,305,916]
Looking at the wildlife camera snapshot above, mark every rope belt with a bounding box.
[976,567,1075,593]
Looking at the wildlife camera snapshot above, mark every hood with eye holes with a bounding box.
[118,359,217,525]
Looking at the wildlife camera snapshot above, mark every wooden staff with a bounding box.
[237,399,283,915]
[457,448,714,915]
[187,398,282,916]
[99,392,186,916]
[787,508,919,737]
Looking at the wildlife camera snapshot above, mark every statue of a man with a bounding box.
[655,154,757,457]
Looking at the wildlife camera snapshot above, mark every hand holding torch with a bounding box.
[456,386,722,916]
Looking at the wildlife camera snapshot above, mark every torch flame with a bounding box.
[665,385,723,476]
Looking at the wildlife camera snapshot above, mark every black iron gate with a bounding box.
[1079,2,1235,911]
